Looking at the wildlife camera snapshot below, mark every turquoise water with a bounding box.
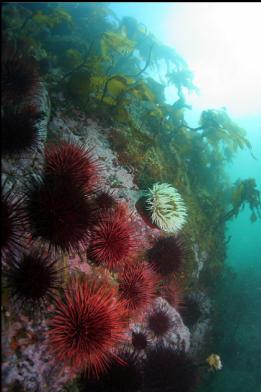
[226,116,261,271]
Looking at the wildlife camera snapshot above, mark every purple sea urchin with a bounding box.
[78,348,142,392]
[1,184,27,258]
[100,348,142,392]
[3,249,61,314]
[146,298,177,338]
[2,105,42,157]
[147,308,174,337]
[147,236,187,276]
[143,345,199,392]
[25,175,93,253]
[2,53,40,104]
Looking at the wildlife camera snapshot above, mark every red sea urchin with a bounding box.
[2,53,40,104]
[25,175,93,253]
[3,249,61,314]
[89,204,137,270]
[44,141,100,193]
[1,184,27,258]
[147,236,188,277]
[48,277,127,377]
[2,105,42,157]
[118,261,158,314]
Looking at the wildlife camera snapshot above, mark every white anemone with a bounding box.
[145,183,187,233]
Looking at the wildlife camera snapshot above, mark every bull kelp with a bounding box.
[1,3,261,392]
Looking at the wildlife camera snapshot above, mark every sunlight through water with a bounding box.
[165,3,261,117]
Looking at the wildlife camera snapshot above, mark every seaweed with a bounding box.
[224,178,261,222]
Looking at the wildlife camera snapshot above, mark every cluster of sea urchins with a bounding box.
[76,345,199,392]
[1,42,199,392]
[2,135,197,390]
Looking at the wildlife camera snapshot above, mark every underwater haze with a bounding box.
[1,2,261,392]
[113,4,261,390]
